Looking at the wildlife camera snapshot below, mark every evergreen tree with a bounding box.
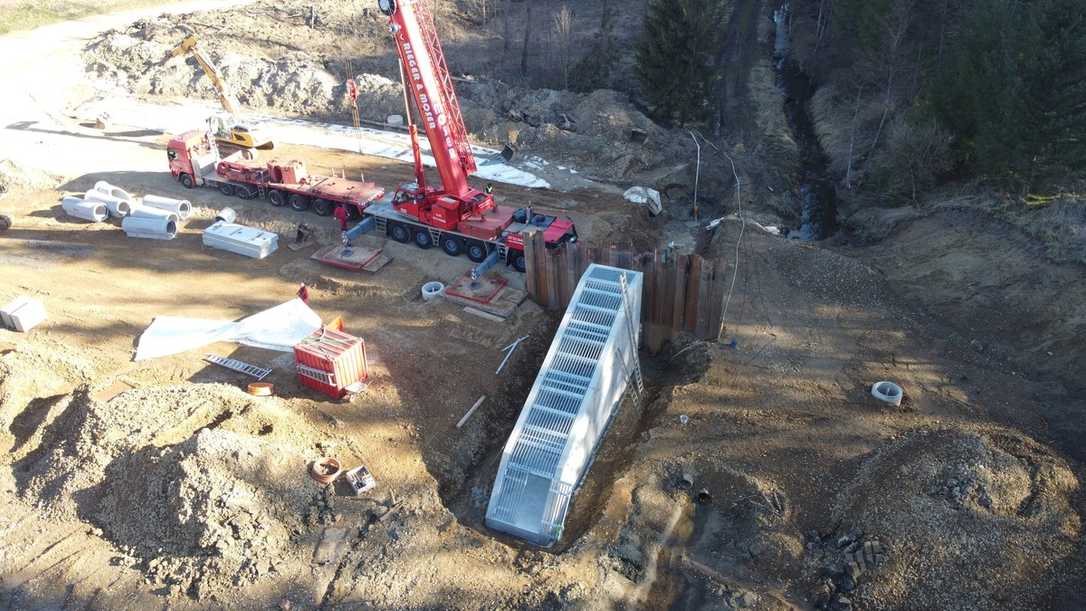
[931,0,1085,182]
[636,0,728,125]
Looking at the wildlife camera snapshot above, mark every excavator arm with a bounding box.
[167,35,241,116]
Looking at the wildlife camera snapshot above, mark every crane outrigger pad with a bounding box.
[311,244,390,273]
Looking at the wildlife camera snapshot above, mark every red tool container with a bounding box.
[294,327,369,399]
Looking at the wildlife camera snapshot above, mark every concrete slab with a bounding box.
[311,244,387,272]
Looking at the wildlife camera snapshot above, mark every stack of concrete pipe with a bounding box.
[61,196,108,222]
[58,181,192,240]
[85,181,135,218]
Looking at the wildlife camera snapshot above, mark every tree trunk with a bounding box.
[845,85,864,190]
[503,0,512,53]
[521,2,532,76]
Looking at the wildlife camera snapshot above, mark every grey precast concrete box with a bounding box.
[486,264,643,547]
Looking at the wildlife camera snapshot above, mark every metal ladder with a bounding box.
[204,354,272,380]
[618,272,644,398]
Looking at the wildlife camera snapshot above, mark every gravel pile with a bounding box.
[831,428,1081,610]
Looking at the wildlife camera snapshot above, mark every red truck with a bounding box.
[167,130,384,217]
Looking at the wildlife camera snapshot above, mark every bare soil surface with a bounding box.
[1,2,1084,610]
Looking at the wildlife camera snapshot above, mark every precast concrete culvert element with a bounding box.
[84,191,134,218]
[122,215,177,240]
[61,196,108,222]
[142,194,193,220]
[486,264,643,547]
[128,205,179,224]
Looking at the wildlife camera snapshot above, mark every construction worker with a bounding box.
[297,283,310,303]
[333,205,349,231]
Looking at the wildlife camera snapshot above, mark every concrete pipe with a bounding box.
[93,180,134,201]
[122,215,177,240]
[214,207,237,224]
[143,194,193,220]
[84,191,134,218]
[128,206,179,224]
[61,196,108,222]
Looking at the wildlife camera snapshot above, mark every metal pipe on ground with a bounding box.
[143,194,193,220]
[61,196,108,222]
[122,215,177,240]
[83,191,134,218]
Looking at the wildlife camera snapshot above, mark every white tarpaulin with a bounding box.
[134,298,322,361]
[623,186,663,216]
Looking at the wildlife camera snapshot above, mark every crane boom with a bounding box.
[381,0,476,198]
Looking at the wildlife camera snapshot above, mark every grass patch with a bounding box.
[0,0,183,35]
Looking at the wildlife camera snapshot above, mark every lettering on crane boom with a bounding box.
[401,42,458,165]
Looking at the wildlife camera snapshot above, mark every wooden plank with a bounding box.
[684,257,702,333]
[707,259,726,340]
[671,255,688,333]
[523,229,540,303]
[464,306,506,323]
[546,248,560,310]
[695,260,713,338]
[563,243,579,308]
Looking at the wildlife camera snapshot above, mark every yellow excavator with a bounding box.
[166,34,274,151]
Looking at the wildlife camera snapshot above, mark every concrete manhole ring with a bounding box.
[421,281,445,301]
[871,381,903,406]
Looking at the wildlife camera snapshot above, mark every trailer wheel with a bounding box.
[466,241,489,263]
[289,194,310,212]
[414,229,434,249]
[0,215,11,232]
[511,253,527,273]
[269,190,287,207]
[179,173,195,189]
[313,199,334,216]
[389,223,411,243]
[237,185,257,200]
[440,235,464,257]
[219,183,235,197]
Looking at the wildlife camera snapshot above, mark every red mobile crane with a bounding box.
[348,0,575,273]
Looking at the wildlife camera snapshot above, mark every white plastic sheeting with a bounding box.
[486,264,643,547]
[134,298,321,361]
[623,187,663,216]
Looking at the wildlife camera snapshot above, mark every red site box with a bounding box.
[294,327,369,399]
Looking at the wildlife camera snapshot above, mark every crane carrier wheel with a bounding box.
[378,0,396,16]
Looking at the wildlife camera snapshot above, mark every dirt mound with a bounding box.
[18,384,255,519]
[0,346,90,433]
[85,19,341,116]
[94,428,308,599]
[832,428,1081,610]
[0,159,59,192]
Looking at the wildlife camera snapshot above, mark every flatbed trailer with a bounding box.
[167,130,384,217]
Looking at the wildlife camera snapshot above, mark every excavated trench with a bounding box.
[427,326,707,553]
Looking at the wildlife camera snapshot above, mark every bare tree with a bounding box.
[866,0,915,158]
[553,4,575,89]
[465,0,490,25]
[503,0,512,53]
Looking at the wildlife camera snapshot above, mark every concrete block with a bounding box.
[1,296,32,329]
[8,298,46,332]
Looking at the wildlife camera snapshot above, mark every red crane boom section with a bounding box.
[386,0,476,198]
